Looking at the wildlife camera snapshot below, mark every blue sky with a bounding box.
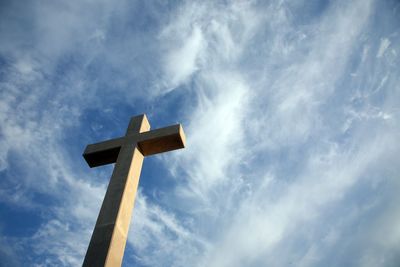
[0,0,399,266]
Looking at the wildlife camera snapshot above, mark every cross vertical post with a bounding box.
[82,114,185,267]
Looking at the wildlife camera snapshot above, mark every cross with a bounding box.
[82,114,185,267]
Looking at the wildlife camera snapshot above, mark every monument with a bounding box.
[82,114,186,266]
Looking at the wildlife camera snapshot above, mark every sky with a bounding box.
[0,0,399,266]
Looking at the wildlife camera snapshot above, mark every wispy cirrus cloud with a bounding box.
[145,1,400,267]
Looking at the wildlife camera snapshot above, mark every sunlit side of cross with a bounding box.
[82,114,185,267]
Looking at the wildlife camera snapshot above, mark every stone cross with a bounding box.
[82,114,185,266]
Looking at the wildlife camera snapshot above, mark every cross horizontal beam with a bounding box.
[83,124,186,168]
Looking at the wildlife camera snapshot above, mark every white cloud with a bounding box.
[202,129,398,267]
[127,191,207,267]
[163,25,205,90]
[157,1,264,94]
[377,38,391,58]
[156,0,400,266]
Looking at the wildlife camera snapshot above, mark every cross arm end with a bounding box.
[138,124,186,156]
[82,137,124,168]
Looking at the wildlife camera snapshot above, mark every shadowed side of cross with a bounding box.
[82,114,185,267]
